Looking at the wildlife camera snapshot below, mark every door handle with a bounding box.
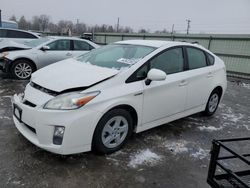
[207,72,213,78]
[66,52,72,56]
[179,80,188,86]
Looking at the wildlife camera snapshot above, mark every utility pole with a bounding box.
[171,24,175,35]
[117,17,120,33]
[0,9,2,28]
[186,19,191,34]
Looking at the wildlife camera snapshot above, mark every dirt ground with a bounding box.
[0,73,249,188]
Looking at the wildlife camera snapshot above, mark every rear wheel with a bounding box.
[203,89,221,116]
[92,109,133,154]
[11,60,35,80]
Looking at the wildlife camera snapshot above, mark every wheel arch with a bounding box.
[10,58,37,71]
[102,104,138,132]
[212,85,223,98]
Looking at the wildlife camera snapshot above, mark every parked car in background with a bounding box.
[0,28,40,42]
[12,40,227,155]
[0,36,99,79]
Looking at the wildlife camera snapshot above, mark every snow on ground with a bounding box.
[197,125,223,132]
[165,140,210,160]
[221,112,244,123]
[241,83,250,89]
[128,149,162,168]
[220,105,244,123]
[165,140,189,155]
[190,148,210,160]
[242,124,250,131]
[0,89,5,94]
[0,116,11,120]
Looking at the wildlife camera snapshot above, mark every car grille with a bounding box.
[30,82,59,96]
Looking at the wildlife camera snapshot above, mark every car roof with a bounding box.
[47,36,85,40]
[43,36,99,48]
[115,40,202,49]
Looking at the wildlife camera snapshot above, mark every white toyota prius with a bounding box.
[12,40,227,155]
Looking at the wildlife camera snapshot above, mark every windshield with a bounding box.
[20,38,50,48]
[76,44,156,70]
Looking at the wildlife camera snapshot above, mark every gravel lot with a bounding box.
[0,73,249,188]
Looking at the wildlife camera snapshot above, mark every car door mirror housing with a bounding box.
[41,46,50,51]
[145,69,166,85]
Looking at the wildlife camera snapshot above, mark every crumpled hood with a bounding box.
[31,58,119,92]
[0,39,30,51]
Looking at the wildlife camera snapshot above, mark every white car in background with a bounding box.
[0,28,40,43]
[12,40,227,155]
[0,37,99,79]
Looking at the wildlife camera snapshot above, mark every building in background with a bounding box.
[0,20,18,29]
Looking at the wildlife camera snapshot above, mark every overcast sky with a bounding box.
[1,0,250,34]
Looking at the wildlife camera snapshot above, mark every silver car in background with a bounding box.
[0,37,99,79]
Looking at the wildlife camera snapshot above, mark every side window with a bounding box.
[47,40,71,51]
[149,48,184,74]
[207,53,215,65]
[73,40,93,51]
[7,30,37,38]
[0,30,7,37]
[187,47,207,69]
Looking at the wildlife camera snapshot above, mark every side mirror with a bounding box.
[145,69,166,85]
[41,46,50,51]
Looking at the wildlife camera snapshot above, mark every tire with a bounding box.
[203,89,221,116]
[11,59,35,80]
[92,109,133,154]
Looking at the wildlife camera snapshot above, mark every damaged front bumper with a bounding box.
[0,58,12,73]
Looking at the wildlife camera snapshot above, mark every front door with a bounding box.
[142,47,188,124]
[37,39,73,69]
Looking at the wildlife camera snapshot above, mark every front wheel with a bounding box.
[92,109,133,154]
[11,60,35,80]
[203,90,221,116]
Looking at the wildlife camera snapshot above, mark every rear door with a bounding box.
[184,46,214,110]
[36,39,73,69]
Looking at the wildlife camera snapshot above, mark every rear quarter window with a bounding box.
[207,53,215,65]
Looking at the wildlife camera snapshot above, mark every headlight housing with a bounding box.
[44,91,100,110]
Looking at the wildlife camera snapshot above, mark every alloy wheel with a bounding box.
[101,116,129,149]
[14,62,32,79]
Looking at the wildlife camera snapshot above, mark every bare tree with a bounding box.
[39,15,50,31]
[9,15,17,22]
[19,16,30,30]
